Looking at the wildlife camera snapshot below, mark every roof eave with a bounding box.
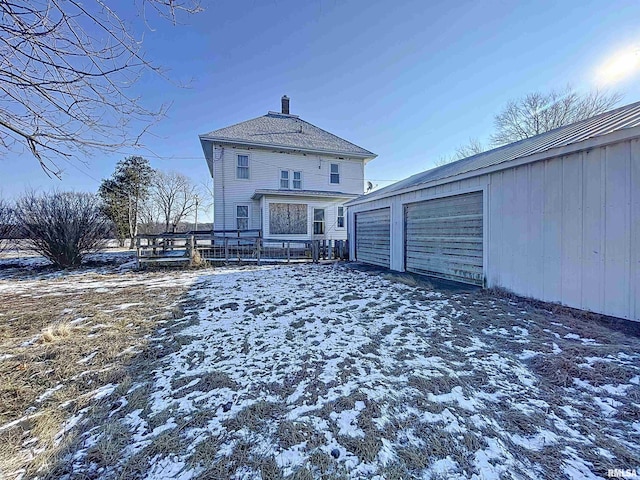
[199,134,376,160]
[199,136,214,177]
[252,189,360,200]
[346,124,640,207]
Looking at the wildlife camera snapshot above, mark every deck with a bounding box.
[135,230,348,268]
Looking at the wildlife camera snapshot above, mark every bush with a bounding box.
[0,197,15,253]
[15,191,110,268]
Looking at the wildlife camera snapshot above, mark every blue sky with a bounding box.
[2,0,640,221]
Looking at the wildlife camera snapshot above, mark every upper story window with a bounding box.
[280,170,289,189]
[237,155,249,179]
[293,171,302,189]
[330,163,340,184]
[337,206,345,228]
[279,170,302,189]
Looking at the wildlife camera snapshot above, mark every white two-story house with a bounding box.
[199,96,376,240]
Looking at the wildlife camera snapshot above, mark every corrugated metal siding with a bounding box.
[355,208,391,268]
[486,138,640,321]
[357,101,640,203]
[348,133,640,320]
[405,192,483,285]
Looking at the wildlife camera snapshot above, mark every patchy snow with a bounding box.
[509,429,558,450]
[93,383,117,401]
[77,351,98,364]
[3,260,639,480]
[330,401,366,437]
[35,384,64,402]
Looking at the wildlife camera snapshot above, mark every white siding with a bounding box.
[348,135,640,321]
[262,195,347,240]
[212,145,364,236]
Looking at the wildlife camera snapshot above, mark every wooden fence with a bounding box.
[135,230,348,268]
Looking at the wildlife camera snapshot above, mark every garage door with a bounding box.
[355,208,390,268]
[405,192,483,285]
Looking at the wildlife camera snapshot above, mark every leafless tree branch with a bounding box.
[149,170,198,232]
[0,0,201,174]
[0,195,15,253]
[490,86,623,146]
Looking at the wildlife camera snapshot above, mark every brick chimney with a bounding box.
[281,95,290,115]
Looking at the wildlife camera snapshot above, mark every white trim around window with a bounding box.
[293,171,302,189]
[236,154,250,180]
[330,163,340,184]
[278,169,303,190]
[235,204,250,230]
[313,207,325,235]
[336,205,345,229]
[280,170,290,189]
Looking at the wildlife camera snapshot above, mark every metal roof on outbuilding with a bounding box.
[199,112,376,159]
[352,100,640,204]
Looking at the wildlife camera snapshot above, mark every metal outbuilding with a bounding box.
[346,101,640,321]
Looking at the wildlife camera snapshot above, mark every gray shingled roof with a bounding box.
[199,112,376,158]
[352,100,640,204]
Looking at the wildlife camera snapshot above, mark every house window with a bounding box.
[293,171,302,189]
[236,205,249,230]
[337,206,345,228]
[313,208,325,235]
[330,163,340,184]
[280,170,289,189]
[269,203,307,234]
[237,155,249,179]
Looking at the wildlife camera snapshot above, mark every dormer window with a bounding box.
[280,170,289,189]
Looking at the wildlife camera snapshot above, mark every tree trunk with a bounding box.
[128,195,137,250]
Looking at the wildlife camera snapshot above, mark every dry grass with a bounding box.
[224,400,285,432]
[0,269,192,480]
[3,262,640,479]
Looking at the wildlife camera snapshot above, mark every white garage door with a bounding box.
[355,208,390,268]
[405,192,483,285]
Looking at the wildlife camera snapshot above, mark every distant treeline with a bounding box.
[0,222,214,240]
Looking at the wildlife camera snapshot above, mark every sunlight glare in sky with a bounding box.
[596,46,640,85]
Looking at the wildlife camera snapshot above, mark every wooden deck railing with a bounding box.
[135,230,348,268]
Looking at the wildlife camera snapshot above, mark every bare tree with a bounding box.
[199,178,215,228]
[0,0,202,176]
[490,87,623,146]
[150,171,199,232]
[437,87,622,167]
[434,137,485,166]
[138,197,163,235]
[455,137,485,159]
[433,154,457,167]
[14,191,110,268]
[0,197,15,253]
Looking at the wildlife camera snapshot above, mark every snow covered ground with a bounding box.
[1,260,639,479]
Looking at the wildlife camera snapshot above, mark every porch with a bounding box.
[135,230,349,268]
